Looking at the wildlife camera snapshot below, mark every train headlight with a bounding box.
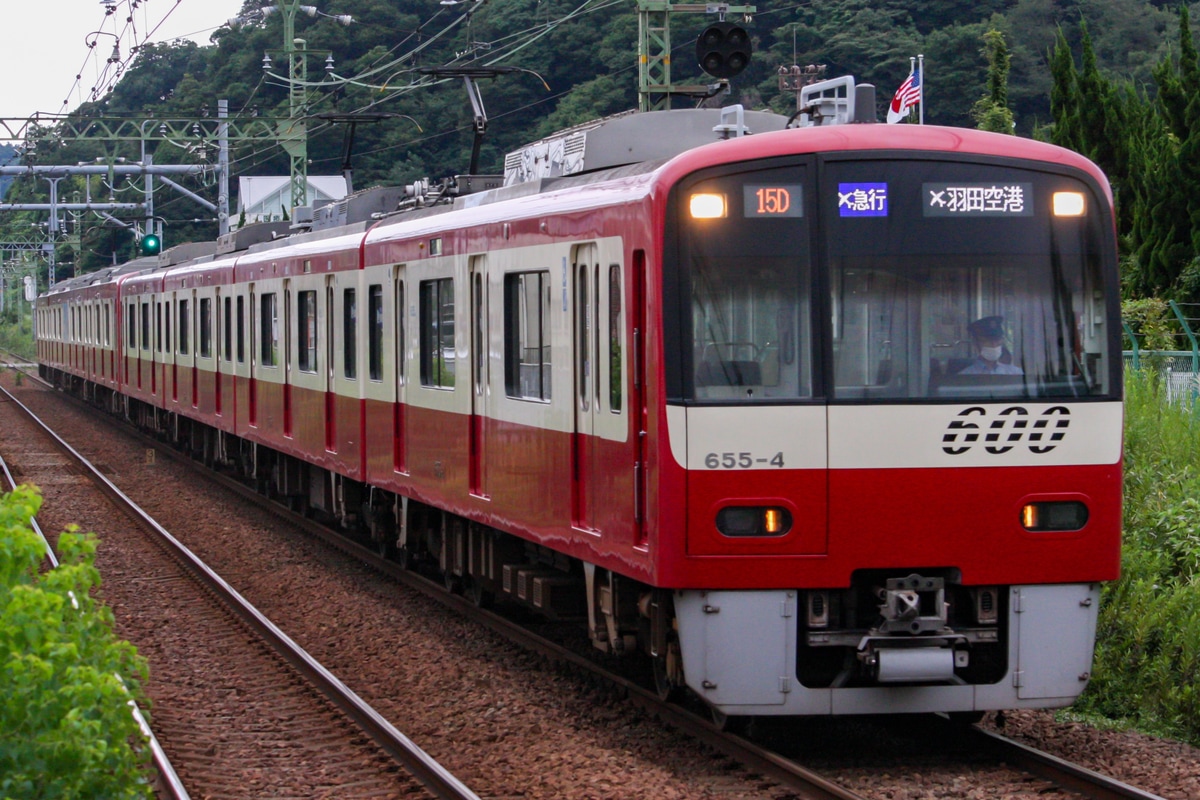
[1021,501,1089,532]
[1052,191,1086,217]
[689,193,727,219]
[716,506,792,537]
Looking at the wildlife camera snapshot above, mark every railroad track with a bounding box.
[958,722,1167,800]
[1,352,1174,800]
[0,375,478,800]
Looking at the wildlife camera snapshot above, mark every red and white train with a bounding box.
[36,91,1122,721]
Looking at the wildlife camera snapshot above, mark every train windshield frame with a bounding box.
[664,153,1121,404]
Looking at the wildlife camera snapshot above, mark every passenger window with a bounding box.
[368,284,383,381]
[419,278,455,388]
[199,298,212,358]
[260,293,278,367]
[503,271,551,401]
[141,302,150,351]
[179,299,190,356]
[224,297,233,362]
[298,290,317,373]
[343,288,357,379]
[236,296,245,364]
[609,265,622,412]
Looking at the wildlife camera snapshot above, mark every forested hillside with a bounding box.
[5,0,1199,281]
[0,144,17,201]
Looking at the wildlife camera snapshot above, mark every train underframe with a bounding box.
[45,366,1103,721]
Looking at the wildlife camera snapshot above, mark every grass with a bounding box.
[1073,367,1200,745]
[0,317,34,360]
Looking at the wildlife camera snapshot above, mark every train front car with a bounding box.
[654,124,1122,718]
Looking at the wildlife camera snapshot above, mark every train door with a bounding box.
[282,279,293,437]
[248,285,258,426]
[393,267,406,471]
[469,256,488,497]
[140,297,151,392]
[629,252,648,546]
[325,277,336,450]
[215,288,223,417]
[190,289,199,408]
[572,244,600,530]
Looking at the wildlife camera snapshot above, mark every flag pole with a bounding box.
[918,53,925,124]
[908,57,916,123]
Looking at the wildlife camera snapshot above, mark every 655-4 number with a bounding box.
[704,452,785,469]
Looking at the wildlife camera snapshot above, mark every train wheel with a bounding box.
[653,654,681,702]
[710,708,751,735]
[443,571,462,595]
[376,534,395,560]
[465,576,494,609]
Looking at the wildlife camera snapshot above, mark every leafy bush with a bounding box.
[0,486,153,798]
[1076,369,1200,743]
[0,317,34,360]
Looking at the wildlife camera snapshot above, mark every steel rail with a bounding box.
[964,724,1169,800]
[119,423,869,800]
[17,355,1171,800]
[0,384,187,800]
[0,448,58,569]
[0,383,480,800]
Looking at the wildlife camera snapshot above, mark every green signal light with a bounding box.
[140,234,161,256]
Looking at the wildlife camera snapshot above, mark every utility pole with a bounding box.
[280,1,310,213]
[262,1,339,213]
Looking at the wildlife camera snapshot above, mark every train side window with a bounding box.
[179,299,191,355]
[368,283,383,381]
[297,290,317,373]
[396,281,405,382]
[236,296,245,364]
[200,298,212,358]
[224,297,233,362]
[343,288,357,379]
[609,265,622,413]
[105,305,111,347]
[156,303,163,352]
[128,303,136,349]
[141,302,150,351]
[419,278,455,388]
[260,293,278,367]
[503,271,551,401]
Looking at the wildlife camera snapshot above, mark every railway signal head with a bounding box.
[696,22,752,79]
[140,233,161,257]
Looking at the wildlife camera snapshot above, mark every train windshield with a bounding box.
[671,156,1117,403]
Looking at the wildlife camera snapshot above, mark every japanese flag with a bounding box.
[887,68,921,124]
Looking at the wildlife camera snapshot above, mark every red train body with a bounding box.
[37,109,1122,719]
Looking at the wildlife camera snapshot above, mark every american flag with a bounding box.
[887,68,921,124]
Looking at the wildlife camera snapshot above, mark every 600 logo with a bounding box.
[942,406,1070,455]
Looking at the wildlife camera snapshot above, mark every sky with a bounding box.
[3,0,246,123]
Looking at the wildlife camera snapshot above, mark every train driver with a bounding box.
[958,315,1023,375]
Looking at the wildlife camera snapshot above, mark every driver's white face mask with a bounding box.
[979,345,1003,362]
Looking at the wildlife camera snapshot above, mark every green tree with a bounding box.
[0,486,152,799]
[972,28,1015,132]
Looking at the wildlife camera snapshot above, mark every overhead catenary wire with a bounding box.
[56,0,815,236]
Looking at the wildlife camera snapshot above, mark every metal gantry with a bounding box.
[637,1,755,112]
